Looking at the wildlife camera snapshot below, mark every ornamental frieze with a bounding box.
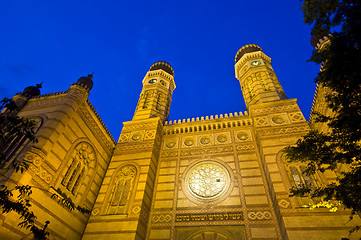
[151,214,172,223]
[114,142,154,153]
[288,112,305,123]
[175,211,243,222]
[22,97,66,111]
[257,125,309,137]
[247,211,272,220]
[235,144,255,151]
[122,122,159,132]
[161,151,178,158]
[79,106,115,151]
[251,104,298,115]
[180,146,233,157]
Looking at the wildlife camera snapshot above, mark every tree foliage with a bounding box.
[0,98,90,239]
[284,0,361,229]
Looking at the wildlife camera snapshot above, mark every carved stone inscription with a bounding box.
[175,212,243,222]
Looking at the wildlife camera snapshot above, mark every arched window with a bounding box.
[61,142,94,196]
[107,165,137,215]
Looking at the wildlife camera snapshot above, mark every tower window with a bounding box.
[148,79,157,83]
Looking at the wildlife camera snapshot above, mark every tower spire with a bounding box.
[133,61,176,123]
[234,44,286,109]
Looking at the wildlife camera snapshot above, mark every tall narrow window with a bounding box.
[107,165,137,215]
[61,142,94,195]
[300,166,314,188]
[289,165,316,190]
[290,166,303,189]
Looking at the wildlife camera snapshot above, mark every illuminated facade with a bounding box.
[0,44,360,240]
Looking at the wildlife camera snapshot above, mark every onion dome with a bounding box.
[235,44,263,63]
[149,61,174,76]
[76,73,94,90]
[21,82,42,98]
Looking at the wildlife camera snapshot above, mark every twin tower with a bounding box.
[83,43,302,239]
[133,44,287,123]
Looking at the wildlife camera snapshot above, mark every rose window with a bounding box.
[185,161,231,201]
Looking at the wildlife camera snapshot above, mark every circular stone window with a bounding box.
[131,133,142,141]
[184,138,195,146]
[272,115,285,124]
[200,136,211,145]
[184,161,231,202]
[166,141,176,148]
[237,132,248,140]
[216,134,228,143]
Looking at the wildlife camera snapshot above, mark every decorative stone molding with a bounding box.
[22,97,66,111]
[180,146,233,157]
[161,151,178,158]
[254,116,270,127]
[164,116,252,135]
[251,103,298,115]
[278,198,291,209]
[114,143,154,153]
[123,122,158,132]
[151,214,172,223]
[235,144,255,152]
[288,112,305,123]
[247,211,272,220]
[79,106,115,152]
[257,125,309,137]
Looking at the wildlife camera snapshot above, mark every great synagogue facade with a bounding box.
[0,44,360,240]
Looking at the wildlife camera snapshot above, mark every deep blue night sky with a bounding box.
[0,0,319,140]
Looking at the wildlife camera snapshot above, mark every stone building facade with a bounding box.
[0,44,360,240]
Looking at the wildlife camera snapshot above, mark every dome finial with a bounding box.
[36,81,43,89]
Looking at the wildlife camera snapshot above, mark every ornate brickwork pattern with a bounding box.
[278,198,291,209]
[151,214,172,223]
[26,148,55,184]
[254,116,270,127]
[161,151,178,158]
[180,146,233,157]
[247,211,272,220]
[257,125,309,136]
[288,112,305,123]
[118,133,130,143]
[114,143,154,153]
[144,130,156,140]
[123,122,158,132]
[251,104,298,115]
[80,107,114,151]
[235,144,255,151]
[23,97,67,111]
